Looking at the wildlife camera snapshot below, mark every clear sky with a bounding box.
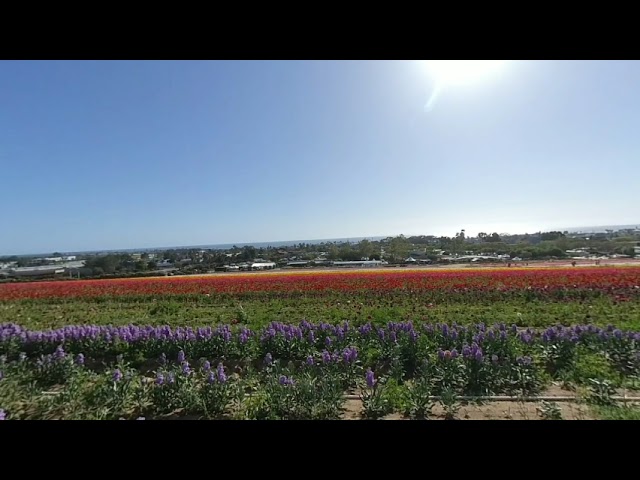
[1,60,638,254]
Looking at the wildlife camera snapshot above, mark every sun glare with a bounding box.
[423,60,507,87]
[421,60,508,111]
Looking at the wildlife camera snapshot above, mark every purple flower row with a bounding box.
[2,321,639,352]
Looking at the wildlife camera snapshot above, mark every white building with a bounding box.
[251,262,276,270]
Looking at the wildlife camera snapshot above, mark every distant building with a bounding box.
[287,261,310,268]
[566,249,590,257]
[332,260,385,268]
[9,266,65,278]
[251,262,276,270]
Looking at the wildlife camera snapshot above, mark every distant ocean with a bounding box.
[560,224,639,233]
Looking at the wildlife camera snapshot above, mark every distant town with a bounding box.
[1,226,639,282]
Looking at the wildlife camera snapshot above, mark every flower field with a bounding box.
[1,266,640,419]
[1,267,639,301]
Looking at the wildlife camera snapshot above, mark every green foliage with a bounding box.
[403,376,434,419]
[568,348,621,386]
[586,378,617,406]
[439,387,461,420]
[537,401,563,420]
[149,301,181,317]
[242,371,344,420]
[360,377,393,420]
[594,404,640,420]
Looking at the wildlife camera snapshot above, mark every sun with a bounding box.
[423,60,507,87]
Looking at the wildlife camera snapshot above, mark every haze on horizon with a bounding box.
[1,60,639,255]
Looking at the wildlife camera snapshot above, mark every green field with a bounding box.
[1,267,640,420]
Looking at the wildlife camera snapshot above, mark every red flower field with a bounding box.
[1,267,639,301]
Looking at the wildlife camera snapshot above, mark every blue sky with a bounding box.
[1,60,638,254]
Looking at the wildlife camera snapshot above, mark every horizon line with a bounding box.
[3,223,640,257]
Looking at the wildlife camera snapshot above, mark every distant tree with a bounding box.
[487,233,502,243]
[478,232,488,242]
[358,239,373,260]
[386,235,410,262]
[239,246,256,261]
[163,251,178,263]
[327,245,340,261]
[134,260,147,272]
[540,231,565,241]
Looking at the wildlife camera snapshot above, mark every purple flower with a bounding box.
[54,345,65,361]
[264,353,273,366]
[75,353,85,366]
[517,356,532,366]
[349,347,358,363]
[308,331,315,344]
[342,348,351,364]
[202,360,211,372]
[0,409,5,420]
[207,371,216,384]
[450,349,458,359]
[177,350,185,363]
[365,368,376,388]
[474,350,484,362]
[167,372,175,384]
[279,375,294,386]
[155,373,164,385]
[113,369,123,382]
[438,349,445,360]
[217,363,227,384]
[181,362,191,376]
[306,355,315,366]
[322,350,332,364]
[325,336,333,347]
[442,324,449,337]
